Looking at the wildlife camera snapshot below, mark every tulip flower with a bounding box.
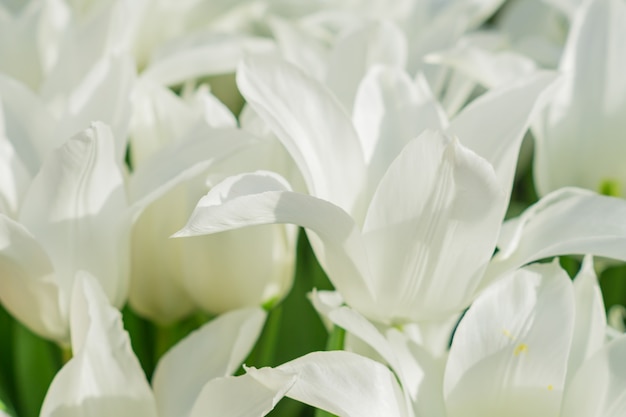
[533,0,626,197]
[0,123,129,343]
[177,54,626,333]
[0,1,135,163]
[174,54,556,326]
[244,260,626,417]
[126,76,297,324]
[39,272,282,417]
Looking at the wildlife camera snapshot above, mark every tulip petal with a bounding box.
[447,71,557,207]
[174,171,376,317]
[144,36,275,87]
[362,130,504,321]
[352,66,447,195]
[561,335,626,417]
[326,20,407,112]
[568,255,607,379]
[0,138,30,217]
[487,188,626,280]
[248,351,412,417]
[236,54,366,215]
[128,125,260,219]
[445,261,574,417]
[534,0,626,196]
[189,373,296,417]
[317,300,439,407]
[0,214,65,341]
[152,307,266,417]
[47,52,135,162]
[40,273,156,417]
[0,74,57,172]
[19,122,129,308]
[269,16,329,80]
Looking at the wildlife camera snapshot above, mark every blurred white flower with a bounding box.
[126,78,297,324]
[0,122,128,343]
[175,54,556,325]
[39,272,281,417]
[245,260,626,417]
[533,0,626,197]
[0,0,136,161]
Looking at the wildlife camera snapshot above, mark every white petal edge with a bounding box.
[189,373,296,417]
[152,307,266,417]
[487,187,626,280]
[40,273,156,417]
[447,71,558,209]
[236,54,366,215]
[445,261,575,417]
[362,130,504,322]
[561,334,626,417]
[173,170,376,315]
[248,351,413,417]
[0,214,66,341]
[567,255,607,380]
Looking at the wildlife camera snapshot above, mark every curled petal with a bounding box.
[174,171,376,316]
[487,188,626,280]
[248,351,412,417]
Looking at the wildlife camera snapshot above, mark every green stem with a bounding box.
[325,325,346,351]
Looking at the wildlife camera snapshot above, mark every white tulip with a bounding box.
[244,260,626,417]
[0,123,128,343]
[533,0,626,197]
[126,78,297,324]
[175,54,557,325]
[39,272,277,417]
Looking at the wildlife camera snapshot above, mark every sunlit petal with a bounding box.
[445,262,574,417]
[236,54,365,215]
[363,130,503,321]
[487,188,626,280]
[40,273,156,417]
[153,308,266,417]
[175,171,376,317]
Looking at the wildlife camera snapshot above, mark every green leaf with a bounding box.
[0,306,16,416]
[14,322,62,417]
[122,305,156,380]
[599,262,626,311]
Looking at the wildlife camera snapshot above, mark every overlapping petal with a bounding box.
[447,71,557,207]
[19,122,129,309]
[189,373,296,417]
[40,273,157,417]
[236,54,366,215]
[561,335,626,417]
[487,188,626,280]
[568,255,607,379]
[174,170,376,315]
[247,351,413,417]
[152,308,266,417]
[362,130,503,322]
[0,215,64,340]
[445,261,574,417]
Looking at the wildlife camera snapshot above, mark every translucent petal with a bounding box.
[153,308,266,417]
[445,262,574,417]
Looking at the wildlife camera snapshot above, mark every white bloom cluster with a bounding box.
[0,0,625,416]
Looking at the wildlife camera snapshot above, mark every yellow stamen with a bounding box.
[513,343,528,356]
